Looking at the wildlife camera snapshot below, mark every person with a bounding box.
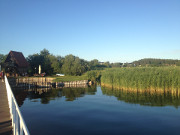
[1,71,4,82]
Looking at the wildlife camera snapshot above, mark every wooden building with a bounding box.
[4,51,29,76]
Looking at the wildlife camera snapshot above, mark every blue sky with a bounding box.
[0,0,180,62]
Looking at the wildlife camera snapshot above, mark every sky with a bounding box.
[0,0,180,63]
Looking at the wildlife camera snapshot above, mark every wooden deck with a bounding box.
[0,80,12,135]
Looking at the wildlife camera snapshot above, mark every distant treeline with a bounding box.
[101,67,180,91]
[133,58,180,67]
[102,58,180,68]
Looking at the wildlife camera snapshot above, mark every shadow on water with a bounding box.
[101,86,180,108]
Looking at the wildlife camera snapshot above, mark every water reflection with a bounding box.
[12,86,180,135]
[101,87,180,108]
[13,85,97,105]
[13,85,180,108]
[13,87,28,107]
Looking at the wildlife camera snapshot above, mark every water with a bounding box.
[13,86,180,135]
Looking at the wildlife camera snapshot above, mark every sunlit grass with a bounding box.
[101,67,180,91]
[53,75,87,82]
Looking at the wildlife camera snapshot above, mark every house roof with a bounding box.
[5,51,29,68]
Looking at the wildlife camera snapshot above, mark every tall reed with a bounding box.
[101,67,180,91]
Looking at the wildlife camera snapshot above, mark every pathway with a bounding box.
[0,80,12,135]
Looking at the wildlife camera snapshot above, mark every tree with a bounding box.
[40,49,50,57]
[0,54,7,64]
[177,61,180,66]
[27,54,44,75]
[27,49,53,75]
[90,59,99,67]
[62,54,75,75]
[61,54,89,76]
[48,55,61,73]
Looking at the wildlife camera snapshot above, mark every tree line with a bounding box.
[26,49,109,76]
[133,58,180,67]
[0,49,180,76]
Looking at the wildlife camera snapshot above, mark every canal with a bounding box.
[13,86,180,135]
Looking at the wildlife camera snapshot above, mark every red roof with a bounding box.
[6,51,29,68]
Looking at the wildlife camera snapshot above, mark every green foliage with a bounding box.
[27,52,52,75]
[61,54,88,76]
[177,61,180,66]
[111,62,123,68]
[62,55,89,76]
[0,54,7,63]
[0,54,7,71]
[26,49,110,76]
[40,49,50,56]
[54,70,102,82]
[85,70,102,82]
[101,67,180,91]
[89,59,110,70]
[48,55,62,73]
[0,53,7,69]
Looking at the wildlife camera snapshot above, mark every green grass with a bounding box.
[53,75,87,82]
[101,67,180,91]
[53,70,102,82]
[14,70,102,82]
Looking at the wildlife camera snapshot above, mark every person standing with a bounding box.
[1,71,4,82]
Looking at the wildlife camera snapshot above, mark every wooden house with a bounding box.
[4,51,29,76]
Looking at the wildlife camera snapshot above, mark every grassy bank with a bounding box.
[101,67,180,91]
[53,75,87,82]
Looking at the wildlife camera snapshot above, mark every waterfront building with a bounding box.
[4,51,29,76]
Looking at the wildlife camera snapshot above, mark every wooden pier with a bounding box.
[0,81,12,135]
[8,77,90,89]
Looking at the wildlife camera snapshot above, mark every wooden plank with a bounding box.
[0,80,12,135]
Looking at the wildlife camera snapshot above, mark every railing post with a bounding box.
[12,100,14,127]
[13,102,16,135]
[15,110,19,135]
[20,120,23,135]
[13,115,15,135]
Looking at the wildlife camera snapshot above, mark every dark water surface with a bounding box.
[13,86,180,135]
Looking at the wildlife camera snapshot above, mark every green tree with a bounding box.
[27,53,44,75]
[48,55,61,73]
[27,49,53,75]
[40,48,50,56]
[0,54,7,63]
[61,54,75,75]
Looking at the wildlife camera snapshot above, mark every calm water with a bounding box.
[13,86,180,135]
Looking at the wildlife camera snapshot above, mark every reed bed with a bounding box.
[101,67,180,91]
